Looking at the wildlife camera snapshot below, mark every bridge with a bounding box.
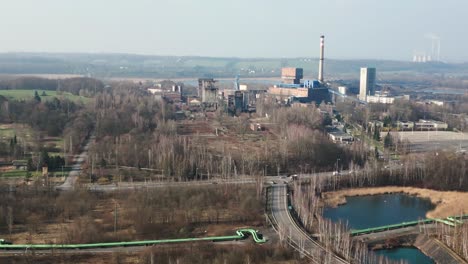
[350,215,468,236]
[351,215,468,264]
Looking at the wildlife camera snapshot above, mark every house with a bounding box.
[328,130,354,143]
[12,160,28,170]
[414,119,448,130]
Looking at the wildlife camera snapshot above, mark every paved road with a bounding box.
[87,171,345,192]
[269,184,348,264]
[88,178,258,191]
[55,136,94,191]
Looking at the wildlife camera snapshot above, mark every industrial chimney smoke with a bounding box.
[318,35,325,83]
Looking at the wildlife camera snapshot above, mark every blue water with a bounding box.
[422,88,466,95]
[323,194,435,264]
[375,248,434,264]
[323,194,435,229]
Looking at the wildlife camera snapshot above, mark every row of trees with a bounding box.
[317,151,468,192]
[290,180,405,264]
[432,223,468,261]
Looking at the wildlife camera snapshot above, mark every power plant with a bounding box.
[413,34,441,63]
[267,35,331,104]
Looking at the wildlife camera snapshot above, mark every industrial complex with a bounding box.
[147,34,419,116]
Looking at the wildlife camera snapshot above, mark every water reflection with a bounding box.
[323,194,436,264]
[324,194,435,229]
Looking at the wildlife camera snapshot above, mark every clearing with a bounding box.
[0,89,91,104]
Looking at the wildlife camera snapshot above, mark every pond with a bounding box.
[323,193,435,264]
[323,193,435,229]
[375,247,434,264]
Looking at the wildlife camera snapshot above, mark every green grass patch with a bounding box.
[0,90,91,104]
[0,127,15,140]
[0,124,34,142]
[0,170,41,178]
[0,124,66,157]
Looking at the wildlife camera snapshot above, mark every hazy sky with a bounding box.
[1,0,467,61]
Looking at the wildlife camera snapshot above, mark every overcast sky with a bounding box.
[1,0,467,61]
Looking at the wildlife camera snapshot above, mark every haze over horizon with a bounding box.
[1,0,467,62]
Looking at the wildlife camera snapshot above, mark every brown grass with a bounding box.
[322,186,468,218]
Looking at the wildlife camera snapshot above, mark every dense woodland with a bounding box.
[0,185,263,244]
[88,85,368,182]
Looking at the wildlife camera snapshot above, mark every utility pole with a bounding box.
[114,203,118,235]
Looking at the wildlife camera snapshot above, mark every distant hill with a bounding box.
[0,52,467,79]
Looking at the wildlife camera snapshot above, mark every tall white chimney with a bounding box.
[318,35,325,83]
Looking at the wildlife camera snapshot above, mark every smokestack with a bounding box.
[318,35,325,83]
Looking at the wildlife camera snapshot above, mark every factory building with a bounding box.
[267,36,331,104]
[366,95,395,104]
[281,68,303,84]
[415,119,448,130]
[238,84,266,110]
[268,74,330,102]
[198,78,218,103]
[359,67,376,101]
[198,78,219,110]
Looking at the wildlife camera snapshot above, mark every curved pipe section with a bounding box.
[0,229,266,250]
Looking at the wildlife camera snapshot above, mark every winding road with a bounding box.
[269,184,349,264]
[55,136,94,191]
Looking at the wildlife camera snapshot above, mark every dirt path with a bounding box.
[322,186,468,218]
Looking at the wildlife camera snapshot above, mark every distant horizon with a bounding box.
[0,51,464,64]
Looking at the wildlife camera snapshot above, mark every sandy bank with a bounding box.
[322,186,468,219]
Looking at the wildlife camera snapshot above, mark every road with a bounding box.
[55,136,94,191]
[269,184,348,264]
[87,171,346,192]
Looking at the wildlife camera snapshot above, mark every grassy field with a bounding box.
[0,123,34,142]
[0,89,91,104]
[0,124,65,156]
[0,170,41,178]
[0,167,70,178]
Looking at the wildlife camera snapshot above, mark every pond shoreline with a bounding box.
[322,186,468,218]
